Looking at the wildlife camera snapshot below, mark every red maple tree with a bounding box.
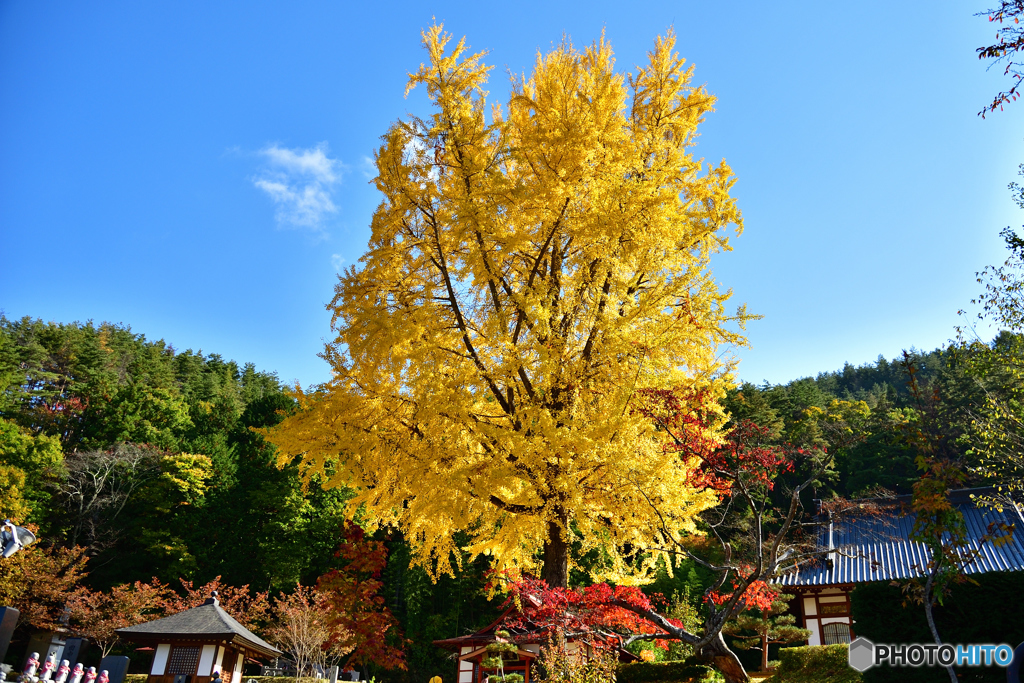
[68,579,173,656]
[0,542,89,632]
[494,389,835,683]
[267,584,352,677]
[166,576,270,631]
[316,523,407,671]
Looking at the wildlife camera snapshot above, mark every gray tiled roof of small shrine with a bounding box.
[775,487,1024,587]
[117,598,281,657]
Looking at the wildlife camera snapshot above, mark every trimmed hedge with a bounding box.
[852,573,1024,683]
[765,645,861,683]
[616,660,720,683]
[123,678,323,683]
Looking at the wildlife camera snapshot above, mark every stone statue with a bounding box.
[82,668,95,683]
[39,653,57,682]
[53,661,70,683]
[68,664,83,683]
[22,653,40,681]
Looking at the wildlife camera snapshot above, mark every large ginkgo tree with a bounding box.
[269,25,750,588]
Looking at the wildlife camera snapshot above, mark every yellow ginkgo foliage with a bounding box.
[268,25,751,588]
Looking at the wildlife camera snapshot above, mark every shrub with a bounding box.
[616,660,720,683]
[202,678,323,683]
[531,633,617,683]
[126,678,324,683]
[766,645,861,683]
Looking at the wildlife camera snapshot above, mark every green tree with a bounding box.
[833,402,918,496]
[722,383,784,438]
[954,164,1024,497]
[0,418,63,524]
[379,532,501,683]
[723,591,809,673]
[130,452,215,582]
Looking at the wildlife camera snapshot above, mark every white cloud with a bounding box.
[360,156,377,180]
[262,145,339,184]
[331,254,345,272]
[253,143,341,232]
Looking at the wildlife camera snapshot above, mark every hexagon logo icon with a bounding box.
[848,637,875,672]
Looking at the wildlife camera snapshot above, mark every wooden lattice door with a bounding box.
[221,651,237,683]
[822,622,852,645]
[167,646,200,681]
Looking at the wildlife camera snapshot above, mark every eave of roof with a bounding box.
[775,487,1024,587]
[434,608,538,651]
[433,628,541,650]
[117,600,281,658]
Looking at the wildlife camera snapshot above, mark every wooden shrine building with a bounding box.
[775,487,1024,647]
[435,608,638,683]
[117,593,281,683]
[435,611,541,683]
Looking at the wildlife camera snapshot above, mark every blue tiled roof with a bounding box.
[775,488,1024,587]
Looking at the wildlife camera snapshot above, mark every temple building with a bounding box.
[435,611,543,683]
[434,607,639,683]
[117,593,281,683]
[775,488,1024,646]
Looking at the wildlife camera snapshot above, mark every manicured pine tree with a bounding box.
[722,591,810,673]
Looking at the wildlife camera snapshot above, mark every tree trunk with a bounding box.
[761,635,768,673]
[924,568,957,683]
[699,632,749,683]
[541,519,569,588]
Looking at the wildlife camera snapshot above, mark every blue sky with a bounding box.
[2,1,1021,388]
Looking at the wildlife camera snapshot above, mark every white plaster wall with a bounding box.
[232,652,243,681]
[802,597,817,616]
[214,647,224,675]
[818,595,846,603]
[198,645,217,676]
[458,652,473,683]
[151,645,171,675]
[806,619,821,646]
[458,646,474,683]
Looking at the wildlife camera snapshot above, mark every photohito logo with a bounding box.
[848,638,874,672]
[848,637,1015,671]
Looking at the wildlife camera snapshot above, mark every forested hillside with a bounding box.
[0,313,1018,680]
[723,345,961,499]
[0,316,499,679]
[0,315,350,589]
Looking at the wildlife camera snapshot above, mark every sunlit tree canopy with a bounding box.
[268,25,751,587]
